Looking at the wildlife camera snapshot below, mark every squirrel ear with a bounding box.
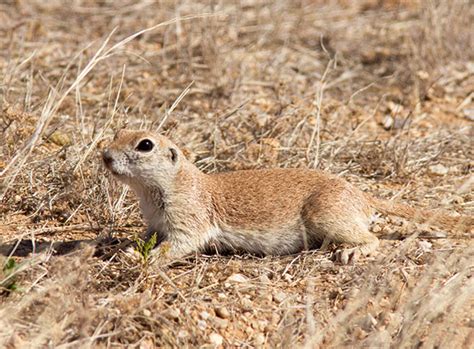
[169,148,178,163]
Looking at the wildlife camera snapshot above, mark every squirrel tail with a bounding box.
[367,195,473,234]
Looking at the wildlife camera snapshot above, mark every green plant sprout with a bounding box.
[1,258,19,293]
[134,233,157,264]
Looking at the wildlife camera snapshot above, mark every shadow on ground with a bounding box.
[0,238,133,258]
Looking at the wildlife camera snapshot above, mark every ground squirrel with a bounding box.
[102,129,472,263]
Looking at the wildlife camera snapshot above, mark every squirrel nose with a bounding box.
[102,149,114,166]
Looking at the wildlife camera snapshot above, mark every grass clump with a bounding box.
[1,258,19,293]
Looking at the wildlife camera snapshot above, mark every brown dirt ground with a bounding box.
[0,1,473,348]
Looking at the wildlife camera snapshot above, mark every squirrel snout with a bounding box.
[102,149,114,167]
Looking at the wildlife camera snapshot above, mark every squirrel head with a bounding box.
[102,129,183,188]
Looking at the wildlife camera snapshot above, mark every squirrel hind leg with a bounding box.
[302,192,379,263]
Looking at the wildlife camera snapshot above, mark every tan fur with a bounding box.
[367,196,473,232]
[102,130,472,263]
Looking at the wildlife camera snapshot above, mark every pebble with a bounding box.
[217,293,227,300]
[164,308,181,320]
[215,306,230,319]
[272,291,287,303]
[177,330,189,338]
[213,317,229,329]
[383,115,394,130]
[463,108,474,121]
[271,313,281,325]
[200,311,211,320]
[429,164,448,176]
[197,320,207,330]
[226,273,248,283]
[258,319,269,331]
[209,332,223,346]
[254,333,266,345]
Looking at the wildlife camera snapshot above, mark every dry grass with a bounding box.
[1,0,473,347]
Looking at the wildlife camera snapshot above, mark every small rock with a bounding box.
[271,313,281,325]
[164,308,181,320]
[383,115,394,130]
[142,309,151,317]
[273,291,287,303]
[226,273,248,283]
[217,293,227,300]
[197,320,207,330]
[429,164,449,176]
[213,317,229,329]
[251,319,260,330]
[259,274,271,284]
[215,306,230,319]
[416,70,429,80]
[463,108,474,121]
[254,333,266,345]
[200,311,211,320]
[255,113,270,128]
[257,319,269,331]
[49,131,72,146]
[209,332,223,346]
[177,330,189,338]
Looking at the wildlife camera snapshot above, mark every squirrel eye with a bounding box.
[136,139,154,152]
